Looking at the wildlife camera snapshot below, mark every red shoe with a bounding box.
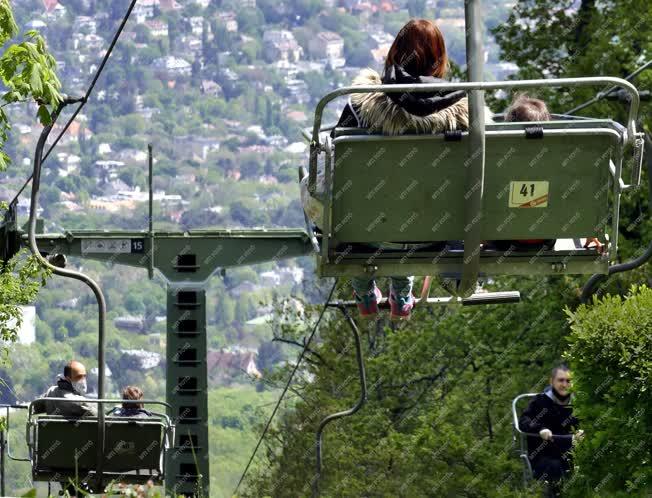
[353,286,382,318]
[389,291,414,321]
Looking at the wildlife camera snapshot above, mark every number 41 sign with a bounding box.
[509,181,549,208]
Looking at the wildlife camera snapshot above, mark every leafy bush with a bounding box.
[564,285,652,497]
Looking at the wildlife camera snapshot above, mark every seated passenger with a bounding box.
[109,386,151,417]
[488,94,603,252]
[300,19,493,320]
[519,364,584,497]
[36,360,97,417]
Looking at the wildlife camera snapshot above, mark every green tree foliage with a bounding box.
[230,199,270,227]
[0,257,50,344]
[491,0,652,109]
[301,71,331,103]
[563,286,652,497]
[241,277,582,497]
[0,0,62,169]
[289,0,324,19]
[236,8,266,36]
[0,0,61,344]
[208,386,278,497]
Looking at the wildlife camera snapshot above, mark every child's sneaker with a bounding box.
[389,290,414,321]
[353,286,382,318]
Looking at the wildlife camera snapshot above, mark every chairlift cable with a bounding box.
[233,278,339,495]
[566,59,652,115]
[9,0,139,206]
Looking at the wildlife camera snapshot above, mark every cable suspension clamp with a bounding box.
[444,129,463,141]
[525,126,544,139]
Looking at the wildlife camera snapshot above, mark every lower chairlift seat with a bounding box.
[30,414,171,484]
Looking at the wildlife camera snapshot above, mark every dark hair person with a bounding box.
[519,364,583,496]
[122,385,144,410]
[376,19,466,121]
[108,385,150,417]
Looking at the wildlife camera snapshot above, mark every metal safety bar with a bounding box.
[27,397,173,418]
[309,76,641,195]
[301,123,338,144]
[0,404,30,463]
[0,404,29,497]
[310,76,640,159]
[298,166,321,254]
[28,98,108,400]
[332,127,623,143]
[460,0,486,298]
[582,132,652,301]
[329,293,521,308]
[309,76,641,196]
[511,394,574,440]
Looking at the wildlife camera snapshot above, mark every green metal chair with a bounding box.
[303,78,644,297]
[512,393,575,488]
[27,398,174,487]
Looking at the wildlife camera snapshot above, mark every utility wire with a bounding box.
[233,279,339,495]
[565,59,652,115]
[9,0,138,205]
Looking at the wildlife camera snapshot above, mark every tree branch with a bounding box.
[272,335,332,370]
[382,366,448,390]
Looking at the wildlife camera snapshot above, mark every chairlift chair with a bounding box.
[511,393,575,488]
[26,398,175,488]
[301,77,644,305]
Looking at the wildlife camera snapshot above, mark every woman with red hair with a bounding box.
[301,19,492,320]
[336,19,471,134]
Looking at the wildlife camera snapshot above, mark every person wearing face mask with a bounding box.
[38,360,97,417]
[519,364,583,497]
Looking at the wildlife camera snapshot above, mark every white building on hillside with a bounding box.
[4,306,36,345]
[152,56,192,78]
[308,31,345,68]
[263,30,303,62]
[133,0,159,23]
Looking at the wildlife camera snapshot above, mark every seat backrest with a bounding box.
[33,416,166,476]
[104,418,164,472]
[34,417,98,472]
[328,122,620,244]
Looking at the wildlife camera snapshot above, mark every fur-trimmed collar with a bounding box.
[349,68,493,135]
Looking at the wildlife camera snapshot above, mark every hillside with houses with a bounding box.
[0,0,523,494]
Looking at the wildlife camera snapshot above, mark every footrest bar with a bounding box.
[329,291,520,309]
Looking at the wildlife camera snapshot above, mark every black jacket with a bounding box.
[35,377,97,417]
[108,407,152,418]
[519,387,579,463]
